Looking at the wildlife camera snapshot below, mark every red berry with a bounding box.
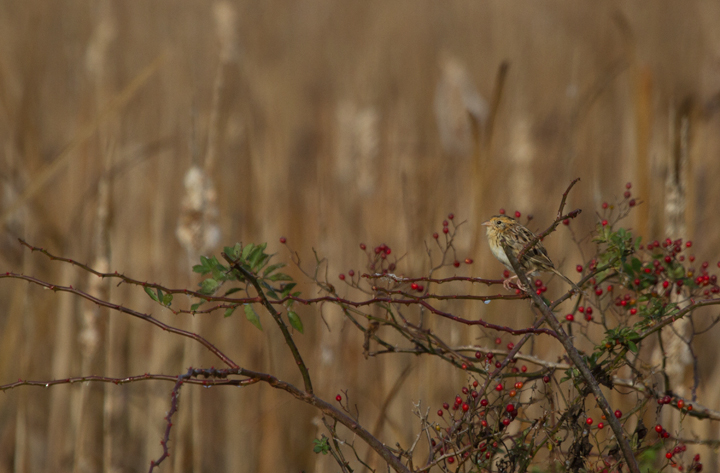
[385,247,391,255]
[503,270,510,278]
[595,288,603,296]
[666,452,673,459]
[499,208,505,214]
[480,399,488,407]
[448,213,454,220]
[606,285,613,292]
[614,410,622,418]
[514,211,521,218]
[602,202,608,209]
[655,424,662,433]
[624,191,631,198]
[475,351,482,359]
[597,422,604,429]
[677,399,685,409]
[586,418,593,425]
[453,260,460,267]
[585,313,592,322]
[462,403,469,412]
[626,182,632,189]
[686,241,692,248]
[576,265,583,272]
[461,363,467,370]
[495,337,502,345]
[502,418,510,426]
[486,352,494,360]
[360,243,366,250]
[437,409,443,416]
[411,283,419,290]
[521,365,527,372]
[543,375,550,383]
[566,314,574,322]
[629,199,636,207]
[630,308,637,315]
[442,220,448,227]
[563,219,570,225]
[442,402,449,409]
[465,258,473,264]
[432,232,438,239]
[348,270,354,276]
[507,342,514,350]
[442,227,449,234]
[506,404,514,413]
[495,384,503,391]
[279,237,287,244]
[336,395,342,402]
[339,274,345,280]
[602,219,608,226]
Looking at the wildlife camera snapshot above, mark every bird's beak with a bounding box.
[481,220,490,226]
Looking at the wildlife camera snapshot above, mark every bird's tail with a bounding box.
[550,267,585,296]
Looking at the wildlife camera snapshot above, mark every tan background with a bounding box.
[1,1,720,471]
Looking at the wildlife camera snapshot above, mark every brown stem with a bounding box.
[1,273,239,369]
[224,253,314,394]
[503,246,640,473]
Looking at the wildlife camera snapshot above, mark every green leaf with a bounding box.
[162,293,173,306]
[267,272,293,282]
[224,243,243,260]
[243,304,262,330]
[248,243,268,267]
[144,286,159,302]
[313,438,330,455]
[192,264,206,274]
[224,306,236,318]
[224,287,243,296]
[156,288,164,302]
[200,278,220,295]
[241,243,255,260]
[627,341,639,354]
[263,262,286,277]
[281,283,297,297]
[288,311,303,333]
[631,258,642,272]
[190,302,204,311]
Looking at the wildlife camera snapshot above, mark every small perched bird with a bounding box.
[482,215,580,293]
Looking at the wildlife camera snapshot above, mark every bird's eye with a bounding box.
[495,221,502,227]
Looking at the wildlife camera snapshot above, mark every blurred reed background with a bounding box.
[1,1,720,472]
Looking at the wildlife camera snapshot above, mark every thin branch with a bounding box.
[223,252,314,394]
[503,246,641,473]
[1,272,239,368]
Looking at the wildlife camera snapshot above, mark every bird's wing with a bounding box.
[515,226,555,269]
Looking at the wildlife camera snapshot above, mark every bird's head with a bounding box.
[481,215,516,234]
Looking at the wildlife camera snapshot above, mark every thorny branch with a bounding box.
[5,179,720,472]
